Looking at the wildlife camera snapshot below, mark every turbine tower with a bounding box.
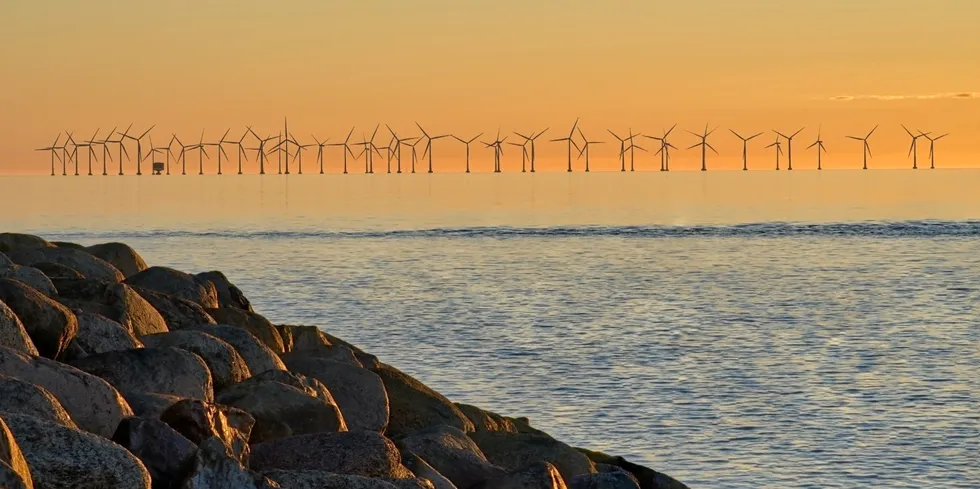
[35,134,62,176]
[807,129,827,170]
[608,130,629,172]
[773,128,804,171]
[292,137,315,174]
[173,134,189,175]
[189,131,210,175]
[576,127,603,172]
[846,125,878,170]
[311,135,329,174]
[234,129,250,175]
[513,128,548,173]
[110,125,131,175]
[646,125,676,171]
[550,118,580,172]
[729,129,762,171]
[326,127,356,174]
[687,125,717,172]
[452,133,483,173]
[211,129,232,175]
[920,132,948,170]
[765,136,783,170]
[416,122,449,174]
[482,133,506,173]
[63,132,77,176]
[76,129,100,176]
[903,125,929,170]
[122,125,154,176]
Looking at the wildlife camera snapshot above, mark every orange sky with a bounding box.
[2,1,978,174]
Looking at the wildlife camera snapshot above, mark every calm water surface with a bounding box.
[2,172,978,489]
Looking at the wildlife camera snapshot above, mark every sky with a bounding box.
[2,0,979,174]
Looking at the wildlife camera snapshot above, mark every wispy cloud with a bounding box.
[831,92,980,101]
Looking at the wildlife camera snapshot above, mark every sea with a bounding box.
[2,170,978,489]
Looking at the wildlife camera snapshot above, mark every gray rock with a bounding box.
[455,404,518,434]
[195,271,252,312]
[246,370,334,402]
[52,278,168,337]
[574,450,688,489]
[186,325,285,375]
[250,431,413,479]
[62,312,143,362]
[2,412,151,489]
[282,356,389,433]
[70,347,214,402]
[141,331,251,391]
[0,279,77,359]
[130,286,216,331]
[470,432,595,481]
[206,308,285,354]
[278,325,361,365]
[30,262,85,280]
[397,425,504,489]
[7,246,124,283]
[324,331,381,369]
[263,471,399,489]
[50,241,86,251]
[160,399,252,464]
[0,416,32,489]
[388,477,437,489]
[476,462,567,489]
[124,267,219,309]
[216,375,347,443]
[0,375,75,427]
[402,452,459,489]
[179,437,279,489]
[111,417,196,489]
[0,234,52,254]
[0,461,31,489]
[0,253,11,269]
[83,242,149,278]
[122,391,184,419]
[568,472,640,489]
[374,363,473,438]
[0,300,38,356]
[0,347,132,438]
[0,266,56,297]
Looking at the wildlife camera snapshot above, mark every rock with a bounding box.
[70,347,214,402]
[122,391,184,419]
[195,271,252,312]
[0,234,52,254]
[0,461,31,489]
[374,363,473,438]
[6,246,124,283]
[397,425,504,489]
[281,356,389,433]
[206,308,284,354]
[179,437,279,489]
[574,450,688,489]
[62,312,143,362]
[0,253,11,269]
[84,243,148,278]
[567,472,640,489]
[470,431,595,481]
[50,241,86,251]
[186,325,285,375]
[402,452,459,489]
[323,332,381,369]
[141,331,251,391]
[51,278,168,337]
[389,477,437,489]
[246,369,334,402]
[130,286,217,331]
[0,375,75,427]
[216,374,347,443]
[160,400,252,464]
[456,404,518,434]
[124,267,219,309]
[2,412,151,489]
[0,266,56,297]
[31,262,85,280]
[263,471,400,489]
[0,279,77,359]
[0,416,32,489]
[476,462,567,489]
[0,347,132,438]
[111,417,196,489]
[250,431,413,479]
[0,300,38,356]
[278,325,361,365]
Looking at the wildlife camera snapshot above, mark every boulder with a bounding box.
[245,369,334,402]
[397,425,504,489]
[2,412,151,489]
[0,279,77,359]
[124,267,219,309]
[250,431,413,479]
[0,416,32,489]
[324,332,381,369]
[30,262,85,280]
[263,471,400,489]
[179,437,279,489]
[456,404,518,434]
[0,234,52,254]
[402,452,459,489]
[0,253,11,269]
[0,347,132,438]
[278,325,361,365]
[160,400,252,464]
[195,271,252,311]
[83,243,148,278]
[130,286,216,331]
[0,300,38,356]
[216,374,347,443]
[389,477,437,489]
[111,417,196,489]
[6,246,124,283]
[123,391,184,419]
[50,241,86,251]
[281,356,389,433]
[70,347,214,402]
[206,308,284,353]
[186,325,285,375]
[0,375,75,427]
[51,278,168,337]
[574,450,688,489]
[141,331,251,391]
[567,472,640,489]
[62,312,143,362]
[470,432,595,481]
[476,462,567,489]
[0,266,55,297]
[374,363,473,438]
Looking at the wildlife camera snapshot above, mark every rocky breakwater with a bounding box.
[0,232,689,489]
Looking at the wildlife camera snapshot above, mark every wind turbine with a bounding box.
[380,136,395,174]
[211,128,233,175]
[143,136,166,174]
[268,132,298,174]
[687,124,717,172]
[452,133,483,173]
[311,134,329,174]
[60,133,76,176]
[173,134,190,175]
[507,140,529,173]
[513,128,548,173]
[387,125,416,174]
[35,134,62,176]
[846,125,878,170]
[765,136,783,170]
[409,138,424,173]
[246,128,276,174]
[233,129,250,175]
[292,136,315,174]
[189,130,210,175]
[327,127,356,174]
[645,125,675,171]
[902,125,929,170]
[122,125,154,176]
[366,125,380,174]
[608,130,629,172]
[75,129,100,176]
[773,128,805,171]
[110,124,131,175]
[482,132,507,173]
[920,132,948,170]
[164,135,176,175]
[576,127,603,172]
[729,130,762,171]
[416,122,449,174]
[807,128,827,170]
[95,127,116,176]
[551,118,580,172]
